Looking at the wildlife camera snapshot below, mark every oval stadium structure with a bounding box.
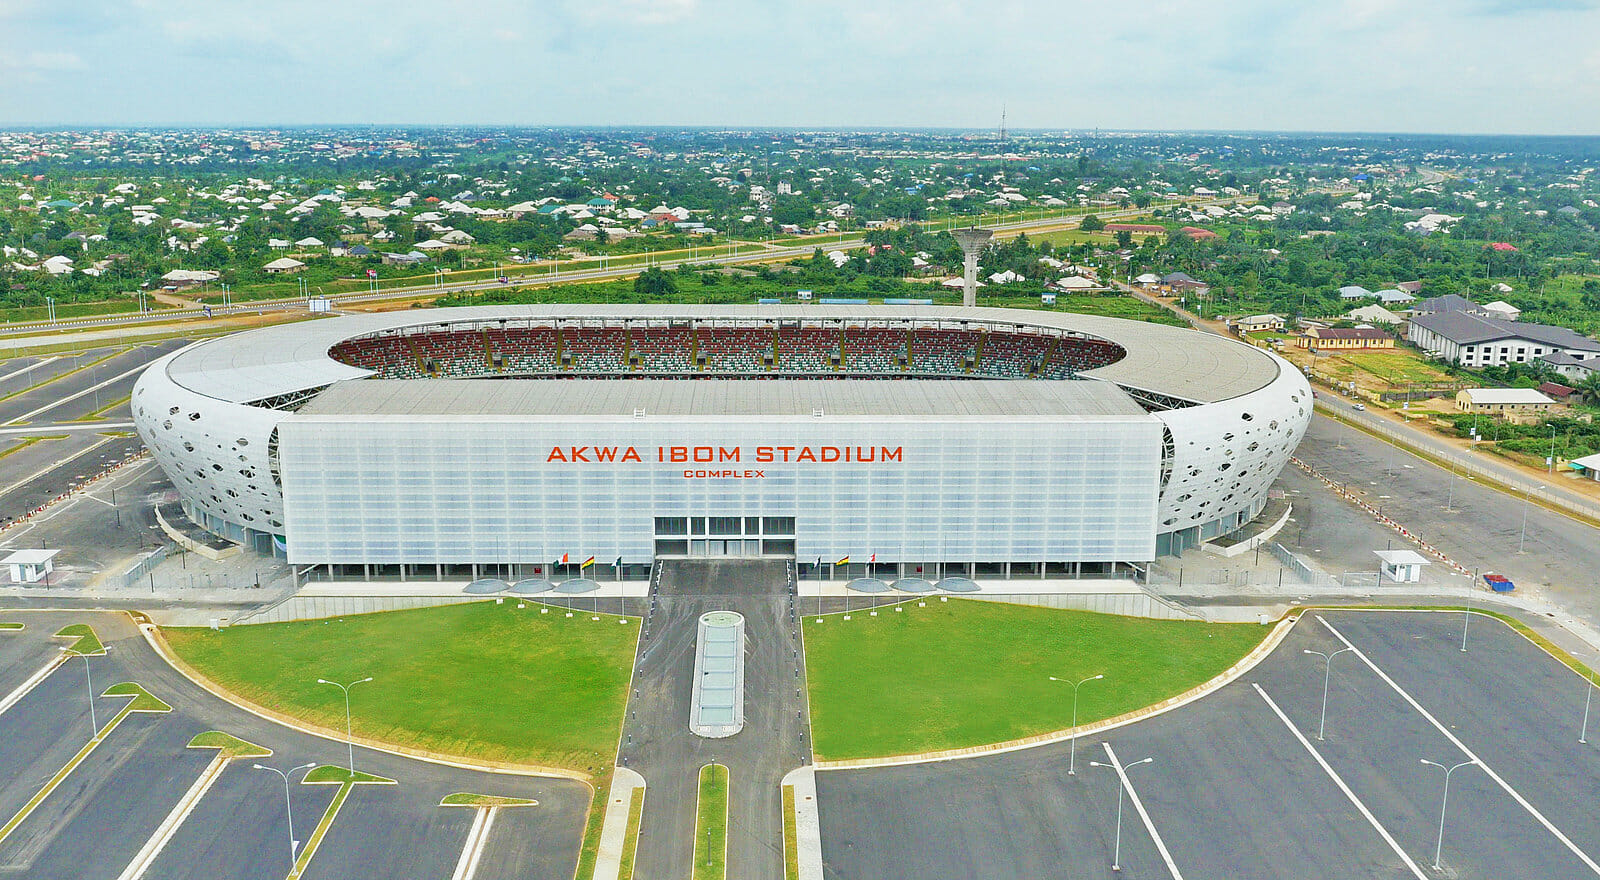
[131,305,1311,580]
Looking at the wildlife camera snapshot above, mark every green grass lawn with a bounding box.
[692,764,729,880]
[803,599,1266,760]
[164,600,638,776]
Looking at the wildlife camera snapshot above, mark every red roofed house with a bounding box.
[1537,381,1576,403]
[1487,242,1518,252]
[1297,326,1395,350]
[1179,226,1219,240]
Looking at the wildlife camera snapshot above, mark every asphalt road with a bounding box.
[815,610,1600,880]
[621,559,810,880]
[0,610,592,880]
[0,342,179,427]
[1316,394,1600,518]
[1295,411,1600,623]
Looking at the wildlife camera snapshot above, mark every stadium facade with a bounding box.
[131,305,1311,580]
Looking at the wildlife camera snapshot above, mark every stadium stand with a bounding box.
[486,325,559,373]
[775,326,838,372]
[697,326,772,372]
[842,327,907,373]
[330,321,1124,381]
[976,330,1053,378]
[630,326,696,373]
[562,326,629,372]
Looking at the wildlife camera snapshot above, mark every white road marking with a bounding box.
[1100,741,1185,880]
[1318,615,1600,877]
[3,358,150,426]
[0,357,59,386]
[450,807,497,880]
[0,422,135,436]
[114,753,231,880]
[1253,683,1429,879]
[0,656,66,717]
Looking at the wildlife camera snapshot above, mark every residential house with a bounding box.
[1537,381,1577,403]
[1454,388,1556,418]
[1374,289,1416,306]
[1346,304,1404,326]
[1338,285,1375,300]
[160,269,220,287]
[1411,294,1487,318]
[1234,314,1286,333]
[1539,351,1600,382]
[262,257,306,274]
[1298,326,1394,350]
[1481,300,1521,321]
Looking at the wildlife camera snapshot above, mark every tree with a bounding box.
[1080,214,1105,232]
[634,266,677,296]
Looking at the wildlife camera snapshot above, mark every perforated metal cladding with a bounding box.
[132,351,290,534]
[1153,351,1311,531]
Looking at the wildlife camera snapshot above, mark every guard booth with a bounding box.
[1375,549,1428,584]
[2,549,59,584]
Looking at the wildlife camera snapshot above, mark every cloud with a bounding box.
[0,0,1597,133]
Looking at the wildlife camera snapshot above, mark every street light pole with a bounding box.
[1582,657,1597,744]
[1518,485,1545,553]
[1419,758,1477,871]
[317,676,373,775]
[1088,754,1153,872]
[254,762,317,868]
[1303,647,1355,740]
[1049,673,1104,774]
[63,646,103,739]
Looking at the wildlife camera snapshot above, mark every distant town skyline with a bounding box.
[3,0,1599,135]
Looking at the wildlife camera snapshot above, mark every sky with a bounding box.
[2,0,1598,134]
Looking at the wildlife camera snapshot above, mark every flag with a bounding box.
[835,556,849,566]
[615,556,623,569]
[561,553,569,564]
[582,556,596,568]
[870,553,876,563]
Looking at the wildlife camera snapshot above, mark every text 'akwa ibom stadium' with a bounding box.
[132,305,1311,582]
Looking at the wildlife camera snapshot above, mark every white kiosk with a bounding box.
[1375,549,1429,584]
[3,549,59,584]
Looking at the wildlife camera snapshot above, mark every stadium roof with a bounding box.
[295,378,1154,420]
[162,304,1282,406]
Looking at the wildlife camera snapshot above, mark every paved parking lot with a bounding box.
[0,610,591,880]
[817,609,1600,880]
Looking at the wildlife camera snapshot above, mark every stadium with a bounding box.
[130,304,1311,582]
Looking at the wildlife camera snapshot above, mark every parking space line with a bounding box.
[289,767,396,880]
[1100,742,1185,880]
[449,807,497,880]
[1318,615,1600,877]
[0,682,171,846]
[114,753,230,880]
[0,656,67,717]
[1253,683,1429,879]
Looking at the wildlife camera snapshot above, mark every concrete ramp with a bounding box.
[655,558,791,597]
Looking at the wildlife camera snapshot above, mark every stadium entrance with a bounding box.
[653,516,797,559]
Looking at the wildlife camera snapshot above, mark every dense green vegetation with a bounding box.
[435,238,1187,326]
[164,600,638,775]
[802,599,1265,760]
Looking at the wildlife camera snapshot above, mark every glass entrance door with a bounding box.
[656,517,795,558]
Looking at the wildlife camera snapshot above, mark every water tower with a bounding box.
[952,228,993,308]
